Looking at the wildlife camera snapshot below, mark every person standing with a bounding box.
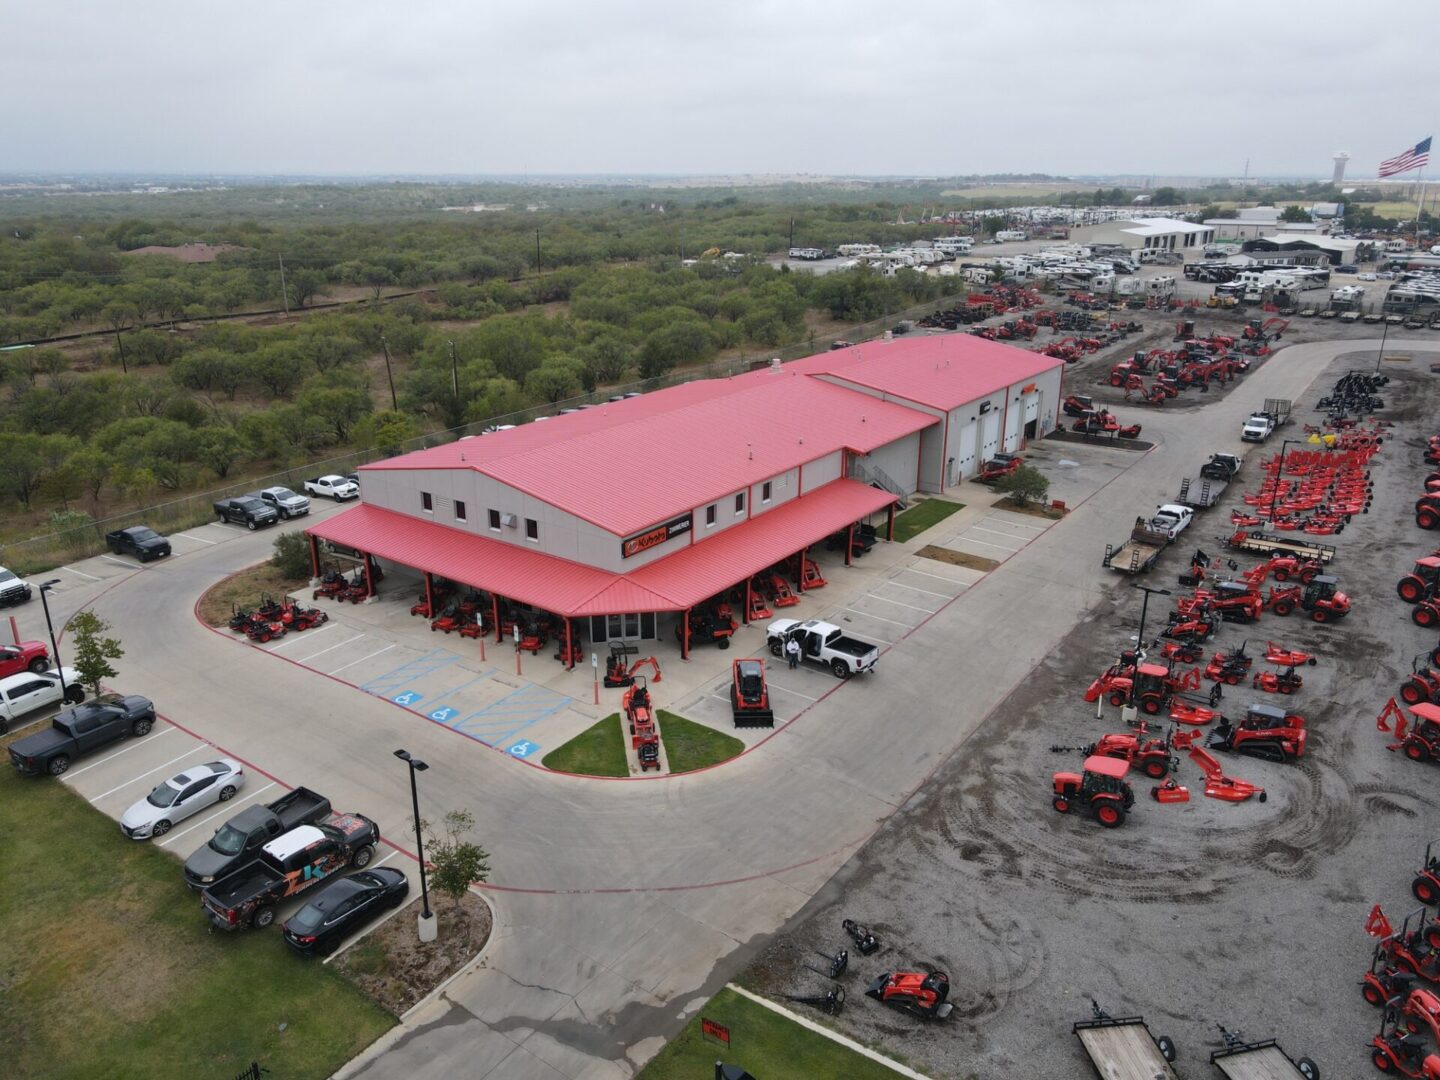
[785,635,801,670]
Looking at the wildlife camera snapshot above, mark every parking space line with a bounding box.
[173,531,218,545]
[61,725,176,778]
[360,649,456,695]
[100,555,138,569]
[329,643,397,676]
[878,579,954,600]
[860,593,936,615]
[986,512,1047,530]
[768,684,817,702]
[968,526,1027,544]
[898,566,974,586]
[210,522,248,532]
[294,634,366,664]
[268,624,335,651]
[159,782,276,846]
[59,566,102,582]
[92,747,211,800]
[842,607,914,628]
[955,537,1021,553]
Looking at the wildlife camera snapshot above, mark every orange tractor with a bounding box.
[1051,755,1135,827]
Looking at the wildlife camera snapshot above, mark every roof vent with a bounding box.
[770,358,782,373]
[883,331,893,342]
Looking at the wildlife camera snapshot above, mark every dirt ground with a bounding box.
[743,349,1440,1077]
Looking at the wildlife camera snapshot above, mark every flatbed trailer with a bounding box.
[1176,476,1229,509]
[1210,1036,1319,1079]
[1074,1011,1179,1079]
[1104,519,1172,574]
[1221,530,1336,564]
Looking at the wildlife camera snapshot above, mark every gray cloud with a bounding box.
[2,0,1432,177]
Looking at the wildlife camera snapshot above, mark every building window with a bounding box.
[525,518,538,541]
[421,492,433,514]
[735,492,746,515]
[762,481,772,504]
[454,500,466,522]
[705,504,717,527]
[488,508,501,531]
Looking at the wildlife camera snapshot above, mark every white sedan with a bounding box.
[120,759,245,840]
[0,666,83,733]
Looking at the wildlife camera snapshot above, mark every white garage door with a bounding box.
[954,421,978,481]
[1024,393,1039,423]
[981,408,1001,460]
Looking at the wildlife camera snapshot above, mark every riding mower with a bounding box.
[730,659,774,728]
[279,599,328,632]
[517,621,548,654]
[864,970,953,1019]
[1252,665,1303,695]
[1204,644,1253,685]
[227,604,254,633]
[312,568,346,601]
[243,613,287,644]
[1051,754,1135,827]
[1379,698,1440,763]
[430,603,463,633]
[1206,703,1306,762]
[676,605,737,650]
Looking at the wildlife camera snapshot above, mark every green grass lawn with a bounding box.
[658,711,745,774]
[638,986,910,1080]
[542,712,629,776]
[0,741,394,1080]
[891,497,966,543]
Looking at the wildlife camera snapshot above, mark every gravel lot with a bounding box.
[743,348,1440,1078]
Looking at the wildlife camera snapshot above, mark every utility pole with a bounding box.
[1130,582,1171,664]
[789,216,795,251]
[278,254,290,316]
[113,329,127,375]
[448,340,460,403]
[535,229,541,278]
[380,334,398,411]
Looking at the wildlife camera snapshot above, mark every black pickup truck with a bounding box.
[105,526,172,562]
[200,812,380,930]
[8,695,156,776]
[212,496,279,530]
[183,787,333,890]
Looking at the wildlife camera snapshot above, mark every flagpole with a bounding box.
[1418,167,1428,250]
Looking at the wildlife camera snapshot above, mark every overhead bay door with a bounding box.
[981,408,1001,460]
[954,420,978,481]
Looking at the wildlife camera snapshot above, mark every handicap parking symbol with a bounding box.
[392,691,424,707]
[507,740,540,759]
[428,706,458,723]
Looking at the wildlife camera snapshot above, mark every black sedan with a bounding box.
[281,867,409,956]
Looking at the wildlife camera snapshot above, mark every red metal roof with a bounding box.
[794,333,1062,411]
[364,374,931,536]
[307,480,896,617]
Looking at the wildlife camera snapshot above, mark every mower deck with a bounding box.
[1073,1015,1179,1079]
[1210,1038,1317,1079]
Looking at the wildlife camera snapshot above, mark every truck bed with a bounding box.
[1176,476,1228,509]
[1074,1016,1179,1079]
[272,786,330,829]
[1210,1040,1305,1079]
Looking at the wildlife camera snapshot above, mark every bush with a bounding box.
[995,464,1049,506]
[271,530,313,578]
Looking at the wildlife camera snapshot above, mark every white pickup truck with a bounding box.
[1149,504,1194,541]
[303,474,359,501]
[766,618,880,679]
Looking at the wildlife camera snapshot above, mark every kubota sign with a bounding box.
[621,513,692,559]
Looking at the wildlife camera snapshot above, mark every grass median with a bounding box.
[890,497,965,543]
[0,740,394,1080]
[658,711,744,773]
[542,712,629,776]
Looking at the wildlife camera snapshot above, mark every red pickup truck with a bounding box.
[0,641,50,680]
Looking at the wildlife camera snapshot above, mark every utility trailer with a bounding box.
[1222,530,1336,564]
[1176,476,1229,509]
[1210,1032,1319,1079]
[1073,1005,1179,1079]
[1104,519,1172,574]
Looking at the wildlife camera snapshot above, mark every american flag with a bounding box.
[1379,136,1432,177]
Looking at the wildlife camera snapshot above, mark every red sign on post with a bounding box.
[700,1017,730,1045]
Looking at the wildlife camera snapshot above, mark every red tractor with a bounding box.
[1051,755,1135,827]
[730,659,774,728]
[1371,1010,1440,1078]
[976,453,1024,484]
[1206,703,1306,762]
[864,971,953,1019]
[1055,725,1174,780]
[1400,558,1440,604]
[1400,659,1440,707]
[1062,394,1095,417]
[1297,575,1350,622]
[1412,839,1440,905]
[624,677,661,772]
[1379,699,1440,763]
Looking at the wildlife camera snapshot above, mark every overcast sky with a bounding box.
[4,0,1433,179]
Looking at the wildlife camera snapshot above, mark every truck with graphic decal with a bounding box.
[200,812,379,930]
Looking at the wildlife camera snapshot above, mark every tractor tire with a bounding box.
[1413,876,1439,905]
[1374,1047,1396,1072]
[1052,796,1070,814]
[1093,801,1125,828]
[1140,696,1161,715]
[1420,510,1440,531]
[1400,578,1426,603]
[1296,1057,1319,1080]
[1156,1036,1177,1064]
[1300,570,1318,585]
[1363,981,1386,1006]
[1274,569,1289,582]
[1430,646,1440,670]
[1415,606,1438,629]
[1279,682,1294,695]
[1406,740,1431,762]
[1142,757,1168,780]
[1311,609,1328,624]
[1273,601,1294,616]
[718,637,730,650]
[1402,680,1430,706]
[1108,692,1126,707]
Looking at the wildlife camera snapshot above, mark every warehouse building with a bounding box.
[1241,235,1361,266]
[307,335,1063,659]
[1070,218,1215,252]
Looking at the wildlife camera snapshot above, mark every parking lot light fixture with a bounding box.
[394,749,436,941]
[38,580,67,700]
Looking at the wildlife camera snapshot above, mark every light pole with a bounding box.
[1375,317,1391,373]
[1269,439,1304,524]
[394,749,436,941]
[1131,583,1171,659]
[37,580,68,701]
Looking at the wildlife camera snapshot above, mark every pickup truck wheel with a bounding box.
[252,906,276,929]
[28,657,48,673]
[831,659,851,680]
[152,819,171,837]
[47,755,70,776]
[769,640,782,658]
[351,845,375,868]
[218,785,236,801]
[246,520,257,531]
[278,509,290,520]
[132,718,153,737]
[64,686,84,704]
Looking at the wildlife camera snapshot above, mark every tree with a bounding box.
[353,409,420,456]
[297,384,372,443]
[421,809,491,928]
[995,464,1050,506]
[68,447,111,508]
[286,267,327,309]
[578,333,633,385]
[0,433,48,508]
[172,349,247,402]
[245,345,307,397]
[1279,205,1311,223]
[68,610,124,695]
[525,357,585,403]
[195,426,244,479]
[271,531,313,579]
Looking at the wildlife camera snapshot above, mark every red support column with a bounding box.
[846,524,854,567]
[493,595,502,643]
[682,609,691,661]
[887,503,896,541]
[362,554,374,598]
[743,579,752,625]
[308,534,320,578]
[565,619,574,671]
[796,547,806,593]
[423,572,433,616]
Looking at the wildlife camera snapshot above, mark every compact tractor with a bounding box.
[1206,703,1306,762]
[977,453,1024,484]
[730,659,774,727]
[1084,655,1200,714]
[624,677,661,772]
[1379,699,1440,763]
[1270,575,1350,623]
[1399,558,1440,604]
[864,970,953,1019]
[1411,839,1440,906]
[1051,754,1136,827]
[1053,723,1175,780]
[1400,660,1440,707]
[1371,1007,1440,1078]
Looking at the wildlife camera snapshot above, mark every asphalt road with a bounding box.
[25,336,1434,1079]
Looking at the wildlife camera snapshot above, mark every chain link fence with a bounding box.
[0,289,970,576]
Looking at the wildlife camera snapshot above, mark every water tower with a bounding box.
[1332,151,1350,185]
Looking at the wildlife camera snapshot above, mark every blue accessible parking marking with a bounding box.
[445,684,571,749]
[428,706,459,722]
[507,739,541,759]
[360,649,458,697]
[392,691,424,706]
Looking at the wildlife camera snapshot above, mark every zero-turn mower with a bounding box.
[864,970,953,1019]
[1252,665,1303,695]
[730,659,774,728]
